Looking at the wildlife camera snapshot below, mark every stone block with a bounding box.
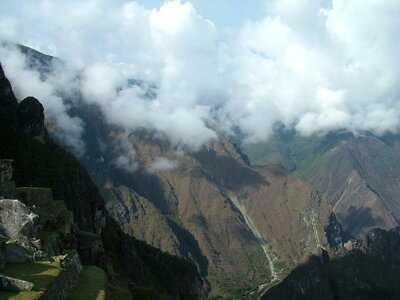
[4,241,34,263]
[0,274,34,291]
[0,199,39,241]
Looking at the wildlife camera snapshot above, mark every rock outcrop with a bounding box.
[0,199,39,241]
[4,240,35,263]
[0,274,34,291]
[17,96,48,142]
[0,63,18,112]
[325,213,349,248]
[262,226,400,299]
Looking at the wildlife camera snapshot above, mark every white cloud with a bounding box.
[112,132,139,172]
[0,44,85,155]
[148,157,178,173]
[81,64,124,106]
[227,0,400,140]
[1,0,400,161]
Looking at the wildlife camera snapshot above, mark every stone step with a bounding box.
[16,187,54,207]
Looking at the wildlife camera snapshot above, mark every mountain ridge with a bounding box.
[242,131,400,238]
[5,44,342,298]
[0,61,206,299]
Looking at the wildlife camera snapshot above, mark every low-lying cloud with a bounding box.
[1,0,400,159]
[227,0,400,141]
[0,44,86,155]
[148,157,178,173]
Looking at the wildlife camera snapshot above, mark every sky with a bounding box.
[0,0,400,162]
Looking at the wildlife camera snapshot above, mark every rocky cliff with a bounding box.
[0,64,105,234]
[242,131,400,238]
[0,61,205,299]
[23,63,336,298]
[262,226,400,300]
[1,45,346,298]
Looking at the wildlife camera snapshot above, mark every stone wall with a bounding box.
[40,251,83,300]
[0,159,13,183]
[16,187,54,207]
[0,159,15,198]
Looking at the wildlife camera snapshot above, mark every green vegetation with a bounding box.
[65,266,106,300]
[109,286,132,300]
[102,218,201,300]
[292,142,344,180]
[206,249,272,300]
[131,287,164,300]
[133,238,198,295]
[241,131,353,180]
[165,214,183,227]
[37,230,59,249]
[0,261,61,300]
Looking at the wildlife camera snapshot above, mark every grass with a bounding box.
[165,214,183,227]
[109,286,132,300]
[37,231,59,250]
[0,261,61,300]
[241,131,352,180]
[131,287,164,300]
[65,266,106,300]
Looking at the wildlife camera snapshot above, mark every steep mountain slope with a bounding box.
[78,111,332,298]
[0,62,205,299]
[262,226,400,300]
[242,131,400,237]
[5,45,340,298]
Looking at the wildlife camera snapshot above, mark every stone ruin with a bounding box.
[0,159,40,290]
[0,159,83,294]
[0,159,15,199]
[0,159,13,183]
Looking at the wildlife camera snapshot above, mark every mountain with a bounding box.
[262,226,400,300]
[242,130,400,238]
[0,62,204,299]
[6,44,400,299]
[70,97,334,298]
[5,45,344,298]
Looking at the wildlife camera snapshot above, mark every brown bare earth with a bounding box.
[84,123,333,297]
[308,137,400,237]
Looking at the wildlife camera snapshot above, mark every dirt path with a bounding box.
[333,173,355,212]
[228,194,278,283]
